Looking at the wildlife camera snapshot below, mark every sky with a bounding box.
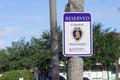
[0,0,120,49]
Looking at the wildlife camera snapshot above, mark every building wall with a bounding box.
[83,70,116,80]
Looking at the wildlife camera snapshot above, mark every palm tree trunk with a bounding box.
[65,0,84,80]
[49,0,59,80]
[116,60,119,80]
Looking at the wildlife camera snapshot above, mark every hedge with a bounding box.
[0,70,35,80]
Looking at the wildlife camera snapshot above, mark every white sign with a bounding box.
[19,78,24,80]
[63,12,92,56]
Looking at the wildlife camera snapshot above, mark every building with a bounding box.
[83,58,120,80]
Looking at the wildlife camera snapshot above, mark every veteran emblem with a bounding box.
[73,27,83,41]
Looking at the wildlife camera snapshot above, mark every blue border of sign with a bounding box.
[62,12,93,57]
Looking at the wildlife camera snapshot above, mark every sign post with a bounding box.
[63,12,92,56]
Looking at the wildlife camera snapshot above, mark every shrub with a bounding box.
[0,70,35,80]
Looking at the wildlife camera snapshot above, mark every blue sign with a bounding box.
[63,12,92,56]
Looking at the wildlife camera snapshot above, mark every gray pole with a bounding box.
[65,0,84,80]
[116,60,119,80]
[49,0,59,80]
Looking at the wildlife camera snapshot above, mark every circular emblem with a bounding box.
[73,27,83,41]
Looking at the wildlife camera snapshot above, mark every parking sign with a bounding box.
[63,12,92,56]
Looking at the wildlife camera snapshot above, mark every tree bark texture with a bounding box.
[67,57,83,80]
[49,0,59,80]
[65,0,84,80]
[116,60,119,80]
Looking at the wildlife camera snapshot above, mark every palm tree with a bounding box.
[65,0,84,80]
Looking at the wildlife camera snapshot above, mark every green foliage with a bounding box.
[0,24,120,72]
[0,50,10,73]
[0,35,51,73]
[83,23,120,70]
[57,26,66,63]
[0,70,35,80]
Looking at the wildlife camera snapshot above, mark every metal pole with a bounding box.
[49,0,59,80]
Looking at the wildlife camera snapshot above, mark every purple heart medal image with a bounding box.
[63,12,93,56]
[72,27,82,41]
